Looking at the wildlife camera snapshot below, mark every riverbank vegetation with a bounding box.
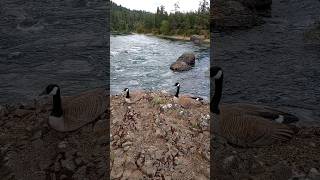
[110,1,209,38]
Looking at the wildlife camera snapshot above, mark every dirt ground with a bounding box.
[0,98,109,180]
[1,92,320,180]
[110,91,210,179]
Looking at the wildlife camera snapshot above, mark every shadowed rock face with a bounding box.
[0,0,109,104]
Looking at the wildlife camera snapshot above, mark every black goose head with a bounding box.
[39,84,60,96]
[123,88,130,98]
[210,66,223,80]
[39,84,62,117]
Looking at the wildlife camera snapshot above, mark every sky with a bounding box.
[112,0,205,13]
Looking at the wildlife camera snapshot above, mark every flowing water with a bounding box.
[212,0,320,124]
[111,34,210,99]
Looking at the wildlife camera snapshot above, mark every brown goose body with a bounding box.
[40,86,108,132]
[212,106,294,147]
[210,66,298,147]
[173,95,202,108]
[173,82,203,108]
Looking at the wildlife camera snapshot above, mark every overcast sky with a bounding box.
[112,0,206,13]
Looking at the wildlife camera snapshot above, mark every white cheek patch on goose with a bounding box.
[49,87,58,95]
[214,70,222,79]
[275,115,284,123]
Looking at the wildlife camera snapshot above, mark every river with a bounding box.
[212,0,320,124]
[111,34,210,99]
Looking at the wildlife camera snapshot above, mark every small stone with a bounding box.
[309,142,316,147]
[136,157,144,167]
[308,168,320,179]
[122,141,133,147]
[14,109,31,117]
[50,173,56,180]
[142,160,156,177]
[111,166,124,179]
[75,158,83,166]
[131,170,144,179]
[61,159,76,171]
[72,166,87,179]
[155,150,163,160]
[54,161,61,172]
[60,174,68,180]
[93,120,105,132]
[123,146,130,151]
[223,156,236,170]
[58,141,68,149]
[32,130,42,140]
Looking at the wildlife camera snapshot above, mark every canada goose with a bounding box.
[210,66,298,147]
[173,82,203,108]
[39,84,107,132]
[123,88,144,104]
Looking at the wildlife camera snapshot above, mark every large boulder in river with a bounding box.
[170,52,196,72]
[170,61,192,72]
[176,52,196,65]
[211,0,264,31]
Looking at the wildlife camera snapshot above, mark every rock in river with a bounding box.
[170,52,196,72]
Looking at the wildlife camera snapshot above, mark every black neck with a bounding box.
[126,90,130,98]
[51,88,63,117]
[211,74,223,114]
[175,86,180,98]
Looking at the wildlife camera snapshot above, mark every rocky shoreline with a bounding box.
[0,99,109,180]
[1,91,320,179]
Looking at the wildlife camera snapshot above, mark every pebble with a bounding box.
[60,174,68,180]
[58,141,68,149]
[72,166,87,179]
[61,159,76,171]
[122,141,133,148]
[93,120,105,133]
[223,155,236,169]
[142,160,156,177]
[31,130,42,140]
[13,109,31,117]
[309,142,316,147]
[111,166,124,179]
[308,168,320,179]
[75,157,83,166]
[54,161,61,172]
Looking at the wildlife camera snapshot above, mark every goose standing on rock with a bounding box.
[39,84,108,132]
[123,88,144,104]
[173,82,203,108]
[210,66,298,147]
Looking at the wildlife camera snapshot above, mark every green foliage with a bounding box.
[151,96,167,106]
[110,1,209,37]
[160,20,170,35]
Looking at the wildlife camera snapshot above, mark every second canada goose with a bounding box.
[123,88,144,104]
[210,66,298,147]
[39,84,107,132]
[173,82,203,108]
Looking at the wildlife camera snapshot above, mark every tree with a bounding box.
[160,20,170,35]
[174,2,180,13]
